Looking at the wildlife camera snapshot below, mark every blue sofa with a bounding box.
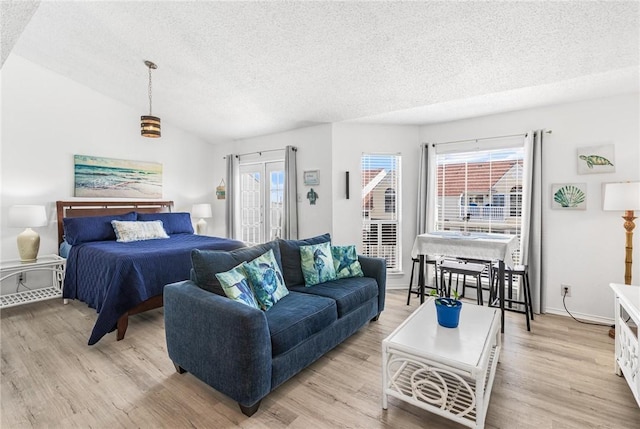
[164,234,386,416]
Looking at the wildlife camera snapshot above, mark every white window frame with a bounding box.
[432,139,525,264]
[361,153,402,272]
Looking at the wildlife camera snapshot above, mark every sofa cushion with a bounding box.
[191,241,279,296]
[289,277,378,318]
[137,212,194,234]
[331,245,364,279]
[277,233,331,287]
[300,242,337,286]
[243,249,289,311]
[265,291,337,356]
[215,263,260,309]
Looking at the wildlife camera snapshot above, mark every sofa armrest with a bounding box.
[164,280,272,407]
[358,255,386,313]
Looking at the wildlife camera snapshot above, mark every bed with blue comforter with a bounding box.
[57,201,244,345]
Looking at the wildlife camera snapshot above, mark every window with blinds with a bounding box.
[434,145,524,263]
[361,153,401,271]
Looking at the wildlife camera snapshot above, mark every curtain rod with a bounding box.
[430,130,552,147]
[233,147,297,159]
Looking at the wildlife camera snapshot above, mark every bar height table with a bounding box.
[411,231,519,333]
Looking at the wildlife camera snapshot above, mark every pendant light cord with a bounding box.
[148,65,153,116]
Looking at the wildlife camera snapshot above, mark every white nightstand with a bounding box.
[0,254,66,308]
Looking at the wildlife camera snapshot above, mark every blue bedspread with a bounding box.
[63,234,245,345]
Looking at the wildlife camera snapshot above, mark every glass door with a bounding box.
[239,160,284,244]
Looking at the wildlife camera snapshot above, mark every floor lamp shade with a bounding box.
[192,204,212,235]
[9,205,48,262]
[604,182,640,285]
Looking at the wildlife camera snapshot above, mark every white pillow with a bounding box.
[111,220,169,243]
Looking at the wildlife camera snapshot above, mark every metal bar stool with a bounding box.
[439,260,486,305]
[407,256,440,305]
[490,264,533,331]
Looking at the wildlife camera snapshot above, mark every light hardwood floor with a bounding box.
[2,290,639,428]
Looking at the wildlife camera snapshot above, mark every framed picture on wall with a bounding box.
[551,183,587,210]
[303,170,320,186]
[577,144,615,174]
[74,154,163,198]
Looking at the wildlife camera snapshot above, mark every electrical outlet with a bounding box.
[561,284,571,297]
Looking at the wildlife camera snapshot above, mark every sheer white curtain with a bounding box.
[282,145,298,239]
[521,130,544,313]
[224,154,238,239]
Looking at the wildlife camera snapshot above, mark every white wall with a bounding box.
[3,54,637,322]
[230,124,334,239]
[419,93,640,321]
[1,55,217,267]
[331,123,420,287]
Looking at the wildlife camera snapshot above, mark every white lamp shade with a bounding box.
[8,205,48,228]
[603,182,640,211]
[191,203,212,219]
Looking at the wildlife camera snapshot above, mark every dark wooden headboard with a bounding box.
[56,200,174,245]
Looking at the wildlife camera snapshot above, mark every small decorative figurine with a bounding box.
[306,188,318,205]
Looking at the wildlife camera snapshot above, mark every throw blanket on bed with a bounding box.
[63,234,245,345]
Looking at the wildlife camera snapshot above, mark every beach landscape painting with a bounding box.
[74,155,163,198]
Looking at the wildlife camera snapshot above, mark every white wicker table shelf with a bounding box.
[0,254,66,309]
[382,298,501,429]
[610,283,640,407]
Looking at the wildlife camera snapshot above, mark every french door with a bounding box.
[239,161,285,244]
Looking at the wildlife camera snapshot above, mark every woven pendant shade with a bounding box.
[141,60,161,138]
[141,115,161,138]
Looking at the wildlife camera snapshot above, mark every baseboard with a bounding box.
[544,306,613,325]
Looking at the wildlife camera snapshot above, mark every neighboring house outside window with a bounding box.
[434,146,525,263]
[385,188,396,213]
[361,153,401,272]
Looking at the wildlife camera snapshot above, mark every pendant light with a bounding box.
[141,60,161,138]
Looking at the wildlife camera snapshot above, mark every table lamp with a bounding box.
[191,203,212,235]
[604,182,640,285]
[9,205,48,262]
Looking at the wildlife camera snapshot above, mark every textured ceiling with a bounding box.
[3,1,639,143]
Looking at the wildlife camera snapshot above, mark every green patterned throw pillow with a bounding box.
[331,245,364,279]
[215,263,260,309]
[243,249,288,310]
[300,242,337,286]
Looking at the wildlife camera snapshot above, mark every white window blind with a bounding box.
[434,145,524,263]
[361,153,401,271]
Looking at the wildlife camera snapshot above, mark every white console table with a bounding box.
[0,255,66,309]
[610,283,640,407]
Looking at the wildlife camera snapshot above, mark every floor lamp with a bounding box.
[603,181,640,338]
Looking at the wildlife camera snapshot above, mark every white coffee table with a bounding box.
[382,298,501,428]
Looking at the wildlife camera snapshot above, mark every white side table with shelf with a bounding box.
[610,283,640,407]
[0,254,66,309]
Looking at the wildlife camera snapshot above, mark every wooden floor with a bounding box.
[2,290,639,428]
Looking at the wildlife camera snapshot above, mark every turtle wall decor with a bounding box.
[577,144,615,174]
